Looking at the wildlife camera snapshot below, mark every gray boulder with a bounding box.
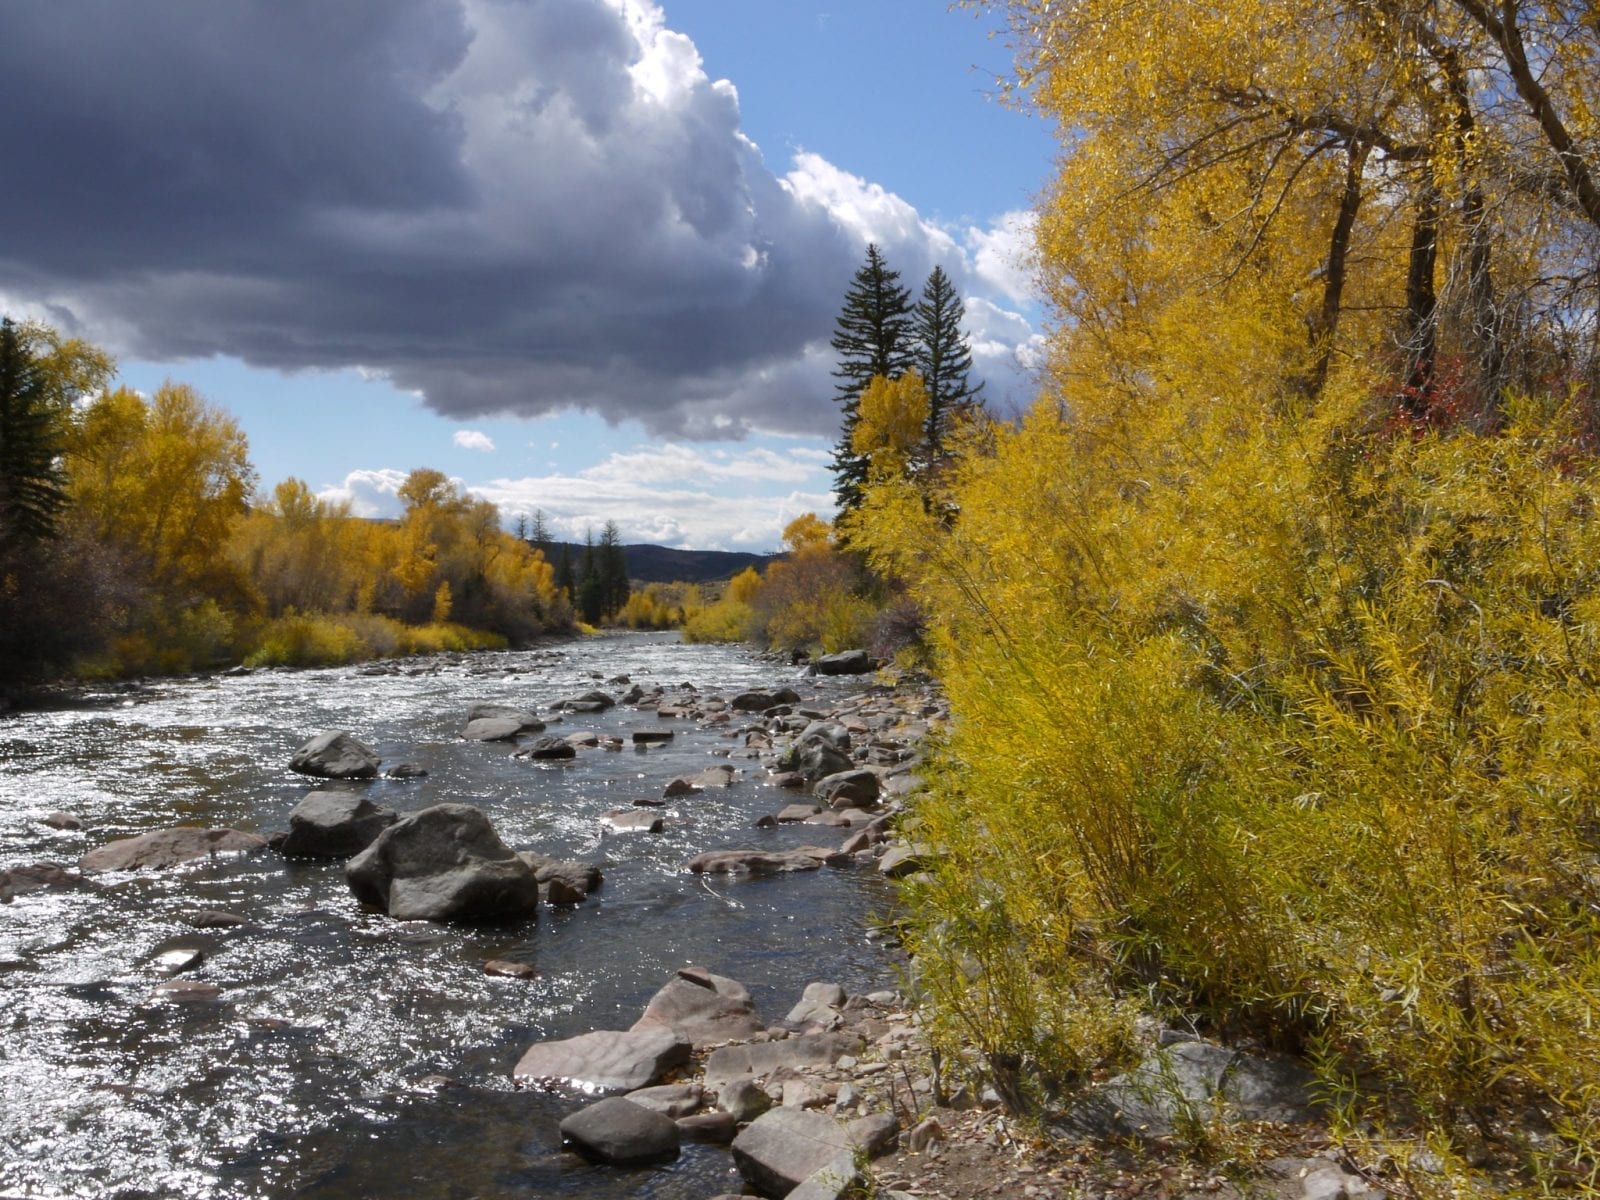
[517,736,578,760]
[289,730,380,779]
[631,966,764,1049]
[80,827,268,873]
[513,1028,691,1096]
[279,792,397,858]
[777,722,854,782]
[814,769,880,808]
[623,1083,704,1118]
[703,1032,862,1098]
[345,804,540,921]
[519,851,603,901]
[559,1097,680,1166]
[810,650,873,676]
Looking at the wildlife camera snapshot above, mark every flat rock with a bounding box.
[703,1032,862,1097]
[632,967,764,1049]
[289,730,380,779]
[484,959,539,979]
[623,1083,704,1118]
[876,843,931,878]
[559,1096,680,1165]
[183,908,246,928]
[279,792,397,859]
[462,716,525,742]
[685,847,848,875]
[632,728,674,744]
[80,827,268,873]
[513,1028,692,1096]
[0,862,92,896]
[346,804,540,921]
[776,803,822,823]
[683,765,738,788]
[465,703,545,732]
[730,1108,887,1198]
[603,809,664,834]
[1063,1040,1318,1137]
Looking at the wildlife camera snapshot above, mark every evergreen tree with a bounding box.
[553,541,576,599]
[576,528,604,624]
[912,266,984,457]
[0,318,68,548]
[598,521,630,619]
[829,244,913,513]
[528,508,551,555]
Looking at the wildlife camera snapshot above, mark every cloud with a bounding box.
[320,442,836,548]
[966,211,1040,306]
[453,429,496,452]
[316,468,411,517]
[0,0,1039,440]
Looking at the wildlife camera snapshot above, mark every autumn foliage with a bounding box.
[830,0,1600,1187]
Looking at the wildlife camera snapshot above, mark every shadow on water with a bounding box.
[0,633,902,1198]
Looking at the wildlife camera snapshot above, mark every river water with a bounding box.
[0,632,901,1199]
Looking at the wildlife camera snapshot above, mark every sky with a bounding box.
[0,1,1056,551]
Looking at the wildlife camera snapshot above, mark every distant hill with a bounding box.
[539,541,779,584]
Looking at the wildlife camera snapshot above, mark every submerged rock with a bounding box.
[346,804,540,921]
[685,847,848,876]
[79,827,268,873]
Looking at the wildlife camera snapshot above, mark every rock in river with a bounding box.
[559,1096,680,1165]
[279,792,397,859]
[631,966,764,1049]
[346,804,540,921]
[289,730,380,779]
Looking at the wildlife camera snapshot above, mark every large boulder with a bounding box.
[810,650,874,676]
[553,690,616,713]
[289,730,380,779]
[80,827,268,873]
[279,792,397,859]
[513,1028,692,1096]
[776,722,854,782]
[631,966,764,1049]
[466,703,545,733]
[461,717,525,742]
[345,804,540,921]
[814,769,880,808]
[560,1097,680,1166]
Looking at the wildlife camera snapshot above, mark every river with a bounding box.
[0,632,902,1198]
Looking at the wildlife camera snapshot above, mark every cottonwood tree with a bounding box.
[989,0,1600,419]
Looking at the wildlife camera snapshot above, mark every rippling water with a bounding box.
[0,632,899,1198]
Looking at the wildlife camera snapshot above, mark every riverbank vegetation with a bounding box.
[817,0,1600,1190]
[0,322,570,684]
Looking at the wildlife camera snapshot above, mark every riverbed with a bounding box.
[0,632,901,1199]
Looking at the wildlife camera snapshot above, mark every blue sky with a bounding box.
[3,1,1054,550]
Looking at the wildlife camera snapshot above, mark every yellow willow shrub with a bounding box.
[681,598,753,644]
[852,389,1600,1161]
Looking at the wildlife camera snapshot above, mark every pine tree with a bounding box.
[528,509,551,555]
[912,266,984,457]
[830,244,913,513]
[598,521,630,619]
[0,318,68,548]
[576,528,604,624]
[553,542,575,599]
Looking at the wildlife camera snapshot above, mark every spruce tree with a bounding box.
[829,244,913,513]
[0,318,67,548]
[598,521,630,618]
[553,542,576,599]
[912,266,984,457]
[576,529,604,624]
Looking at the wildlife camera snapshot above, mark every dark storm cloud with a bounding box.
[0,0,1025,437]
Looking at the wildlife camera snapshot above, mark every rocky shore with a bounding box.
[2,645,1398,1200]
